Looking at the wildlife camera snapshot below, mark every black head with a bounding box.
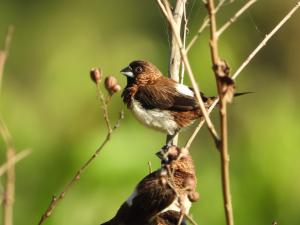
[156,145,181,164]
[120,60,162,85]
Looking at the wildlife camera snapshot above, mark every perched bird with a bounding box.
[121,60,249,141]
[151,210,187,225]
[121,61,218,141]
[100,145,198,225]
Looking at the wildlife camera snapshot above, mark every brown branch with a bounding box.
[232,1,300,80]
[0,149,32,177]
[206,1,234,225]
[186,0,226,52]
[157,0,220,146]
[217,0,257,37]
[37,84,124,225]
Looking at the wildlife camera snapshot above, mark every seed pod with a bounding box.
[105,76,121,95]
[188,191,200,202]
[90,68,102,84]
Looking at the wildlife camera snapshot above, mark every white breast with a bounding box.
[160,195,192,214]
[131,99,178,135]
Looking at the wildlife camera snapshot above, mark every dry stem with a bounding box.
[0,26,15,225]
[206,0,234,225]
[37,85,124,225]
[0,149,32,177]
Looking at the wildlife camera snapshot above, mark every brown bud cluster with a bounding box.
[90,68,102,84]
[105,76,121,95]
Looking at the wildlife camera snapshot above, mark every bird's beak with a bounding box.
[156,149,169,164]
[120,66,134,78]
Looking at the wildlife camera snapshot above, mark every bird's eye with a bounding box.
[135,66,143,73]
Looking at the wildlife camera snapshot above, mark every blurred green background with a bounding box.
[0,0,300,224]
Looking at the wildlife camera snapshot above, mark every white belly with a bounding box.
[160,195,192,214]
[131,100,178,135]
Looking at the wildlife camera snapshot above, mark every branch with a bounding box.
[0,26,15,225]
[232,1,300,80]
[0,149,32,177]
[206,0,234,225]
[185,98,219,149]
[217,0,257,37]
[157,0,220,146]
[166,0,187,146]
[37,71,124,225]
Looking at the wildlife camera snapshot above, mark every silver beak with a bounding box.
[120,66,134,78]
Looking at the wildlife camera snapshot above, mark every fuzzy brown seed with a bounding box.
[105,76,121,95]
[90,68,102,84]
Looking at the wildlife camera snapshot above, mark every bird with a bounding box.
[100,145,198,225]
[151,210,187,225]
[121,60,244,143]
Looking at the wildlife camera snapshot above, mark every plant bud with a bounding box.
[105,76,121,95]
[90,68,102,84]
[188,191,200,202]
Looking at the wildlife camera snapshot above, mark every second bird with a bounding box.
[121,60,216,139]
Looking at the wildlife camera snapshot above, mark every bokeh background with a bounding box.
[0,0,300,224]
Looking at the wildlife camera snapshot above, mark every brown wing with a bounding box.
[134,78,200,111]
[128,171,176,221]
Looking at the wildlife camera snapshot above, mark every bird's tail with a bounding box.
[203,91,252,108]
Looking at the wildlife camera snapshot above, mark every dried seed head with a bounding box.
[184,176,197,191]
[188,191,200,202]
[219,76,235,103]
[105,76,121,95]
[90,68,102,84]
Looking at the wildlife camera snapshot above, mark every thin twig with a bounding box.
[186,0,226,52]
[0,26,14,94]
[217,0,257,37]
[147,161,153,174]
[37,87,124,225]
[0,26,15,225]
[157,0,220,145]
[0,149,32,177]
[180,2,188,84]
[232,1,300,80]
[185,98,219,148]
[206,0,234,225]
[185,214,199,225]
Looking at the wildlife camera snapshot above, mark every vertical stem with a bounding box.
[166,0,186,146]
[3,146,15,225]
[206,0,234,225]
[219,101,233,225]
[0,26,15,225]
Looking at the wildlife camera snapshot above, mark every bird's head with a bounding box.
[120,60,162,86]
[156,145,189,164]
